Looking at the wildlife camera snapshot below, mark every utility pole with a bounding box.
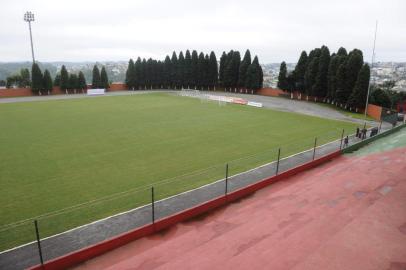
[24,11,36,63]
[364,20,378,118]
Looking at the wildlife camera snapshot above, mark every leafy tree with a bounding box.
[313,45,330,97]
[125,59,135,90]
[347,64,370,108]
[277,61,288,90]
[6,74,23,88]
[369,88,391,108]
[20,68,31,87]
[78,71,87,91]
[43,69,53,94]
[238,50,251,88]
[31,63,43,94]
[92,65,101,89]
[100,66,109,89]
[60,65,69,92]
[293,51,308,93]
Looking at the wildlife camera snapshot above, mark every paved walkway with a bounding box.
[73,136,406,270]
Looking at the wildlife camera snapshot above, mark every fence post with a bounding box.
[34,220,44,267]
[340,129,345,150]
[225,163,229,195]
[276,148,281,175]
[312,137,317,160]
[151,187,155,224]
[379,121,382,132]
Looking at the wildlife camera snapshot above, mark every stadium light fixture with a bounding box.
[24,11,36,63]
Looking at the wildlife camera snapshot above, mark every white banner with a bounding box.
[87,89,105,95]
[247,101,263,107]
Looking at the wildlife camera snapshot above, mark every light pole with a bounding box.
[24,11,36,63]
[364,20,378,118]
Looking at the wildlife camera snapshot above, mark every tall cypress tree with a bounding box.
[335,62,347,104]
[293,51,308,93]
[219,52,227,87]
[134,57,142,89]
[208,51,218,89]
[177,51,185,88]
[92,65,101,89]
[277,61,288,90]
[68,73,78,91]
[184,50,192,88]
[78,71,87,91]
[140,58,147,89]
[100,66,109,89]
[347,64,370,109]
[197,52,205,89]
[345,49,364,97]
[224,51,240,89]
[327,54,339,100]
[313,45,331,98]
[245,56,262,91]
[163,55,172,88]
[125,59,135,90]
[60,65,69,92]
[191,50,199,89]
[43,69,53,94]
[304,57,319,96]
[238,49,251,88]
[170,52,178,89]
[31,63,43,94]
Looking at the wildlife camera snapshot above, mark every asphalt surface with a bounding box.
[0,90,391,270]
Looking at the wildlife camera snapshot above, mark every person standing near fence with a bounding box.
[356,127,360,138]
[344,136,349,147]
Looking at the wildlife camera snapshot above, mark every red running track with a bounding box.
[73,146,406,270]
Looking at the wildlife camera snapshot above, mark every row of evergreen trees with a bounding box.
[278,46,370,109]
[125,50,263,91]
[53,65,87,94]
[31,63,55,95]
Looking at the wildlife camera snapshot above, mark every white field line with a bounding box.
[0,136,344,255]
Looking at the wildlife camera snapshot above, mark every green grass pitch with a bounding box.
[0,93,358,250]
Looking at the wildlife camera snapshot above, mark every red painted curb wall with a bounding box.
[28,150,341,270]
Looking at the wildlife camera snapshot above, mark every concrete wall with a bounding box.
[0,84,128,98]
[366,104,383,121]
[256,88,285,97]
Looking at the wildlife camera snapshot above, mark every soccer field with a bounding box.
[0,93,358,250]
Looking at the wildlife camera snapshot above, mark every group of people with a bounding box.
[355,127,368,140]
[342,125,378,148]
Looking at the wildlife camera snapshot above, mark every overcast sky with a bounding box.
[1,0,405,63]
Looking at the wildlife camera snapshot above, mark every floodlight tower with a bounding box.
[24,11,36,63]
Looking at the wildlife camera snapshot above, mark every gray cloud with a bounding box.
[1,0,405,63]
